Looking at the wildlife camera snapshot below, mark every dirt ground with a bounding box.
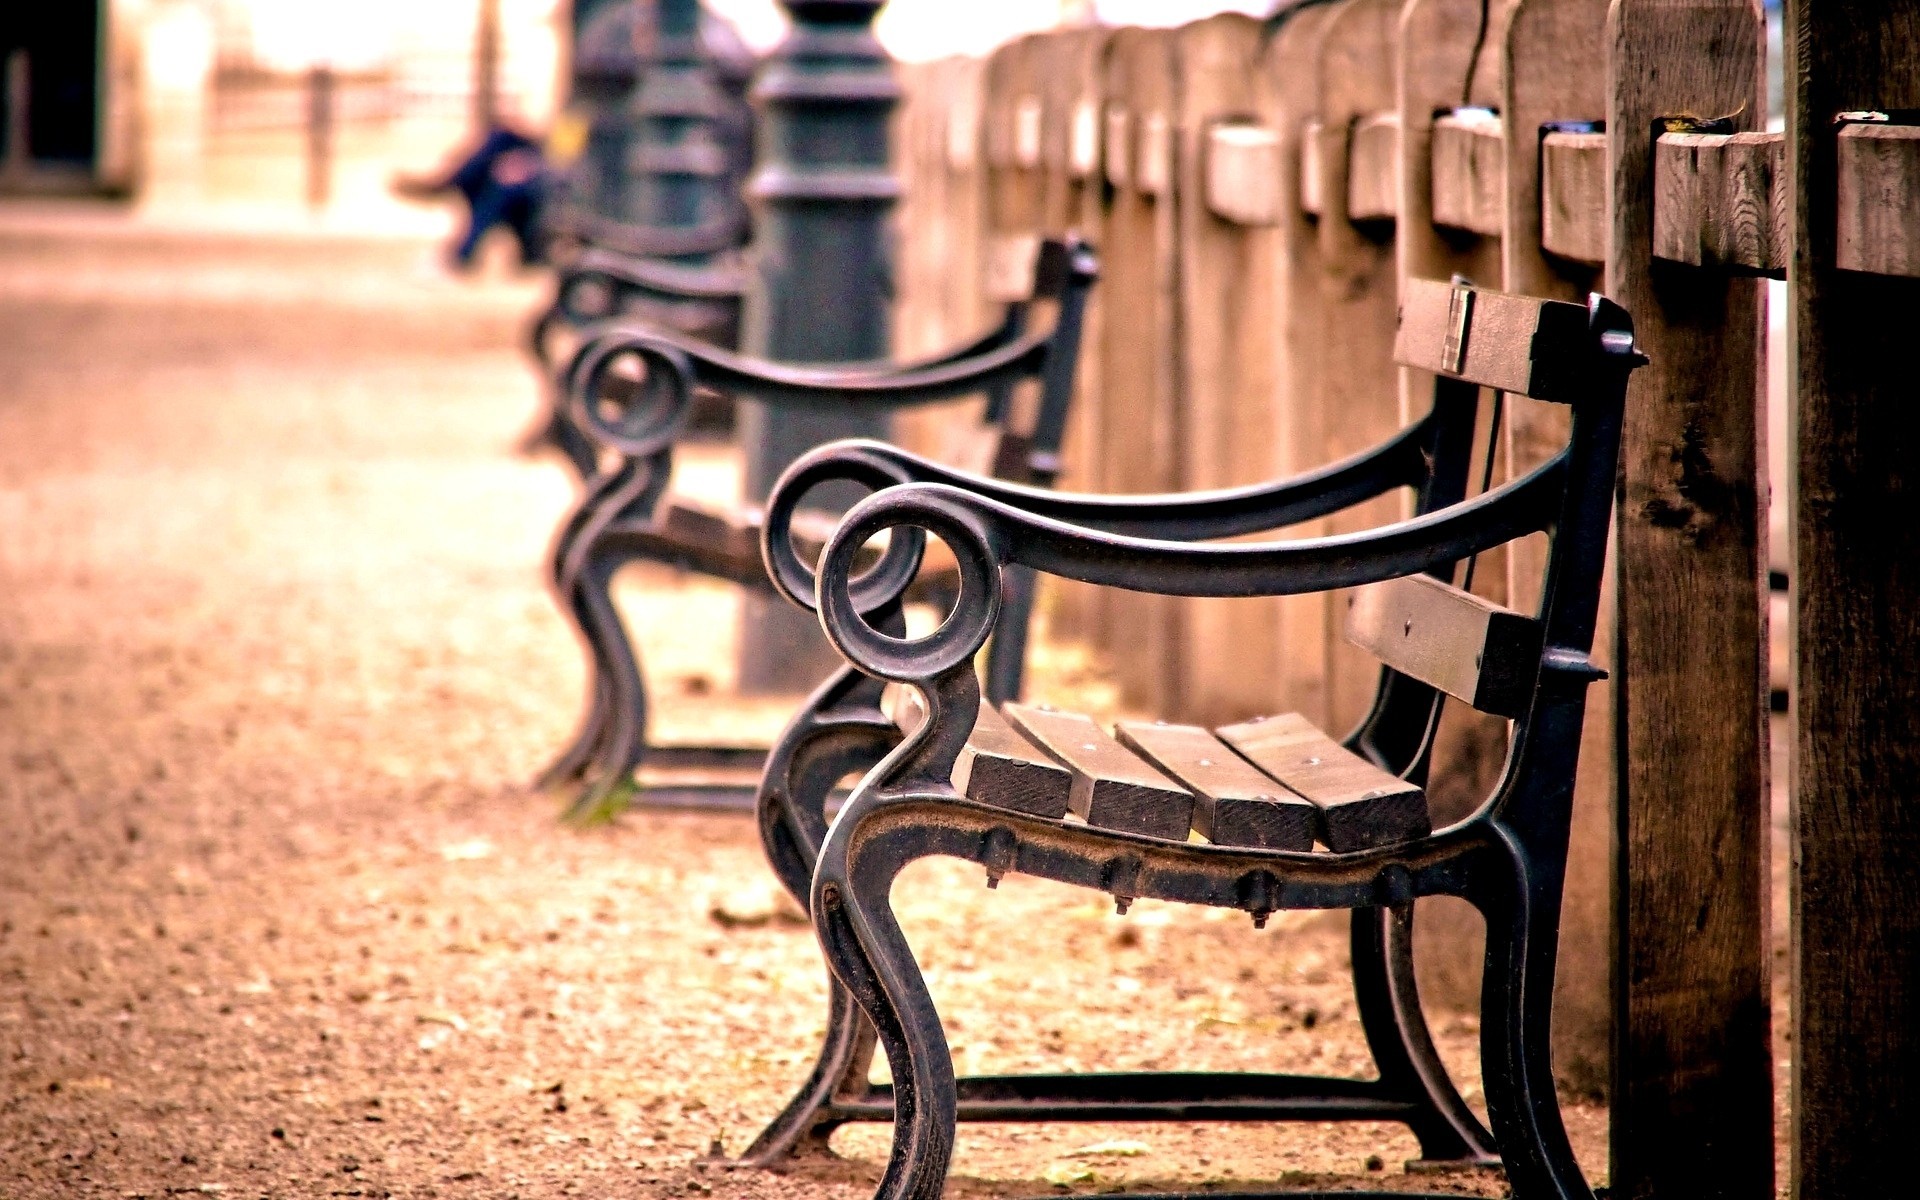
[1,207,1689,1199]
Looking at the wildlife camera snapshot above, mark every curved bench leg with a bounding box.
[535,472,634,790]
[755,664,896,904]
[742,667,898,1166]
[1350,903,1499,1165]
[566,541,650,821]
[812,815,956,1200]
[1477,878,1592,1200]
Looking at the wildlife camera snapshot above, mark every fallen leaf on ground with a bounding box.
[1068,1139,1149,1158]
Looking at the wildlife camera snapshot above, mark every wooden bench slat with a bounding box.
[1345,572,1546,719]
[1394,277,1593,402]
[1215,713,1430,852]
[1114,721,1316,851]
[883,687,1073,819]
[1002,704,1194,840]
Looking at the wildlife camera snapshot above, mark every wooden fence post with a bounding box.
[891,57,990,460]
[1260,0,1344,729]
[1394,0,1514,1074]
[1095,27,1185,713]
[1607,2,1772,1198]
[1309,0,1404,732]
[1036,27,1111,644]
[1788,2,1920,1197]
[1173,12,1282,727]
[1502,0,1613,1099]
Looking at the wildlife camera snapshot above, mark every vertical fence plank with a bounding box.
[1313,0,1404,732]
[1607,2,1772,1198]
[1172,13,1281,727]
[1502,0,1613,1098]
[1261,0,1344,729]
[1789,3,1920,1198]
[1096,27,1185,712]
[1395,0,1515,1071]
[1035,27,1111,644]
[892,57,990,460]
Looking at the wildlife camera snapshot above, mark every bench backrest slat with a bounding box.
[1395,276,1593,402]
[1345,572,1547,720]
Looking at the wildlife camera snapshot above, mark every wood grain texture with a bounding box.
[953,702,1074,819]
[1093,28,1185,713]
[1215,713,1430,852]
[1035,29,1112,643]
[1652,130,1788,274]
[1115,720,1317,851]
[1395,0,1525,1083]
[1314,0,1407,734]
[1263,2,1344,730]
[1346,111,1401,222]
[1173,13,1286,728]
[1499,0,1612,1098]
[1835,122,1920,276]
[1429,111,1507,236]
[1790,5,1920,1199]
[1002,704,1193,840]
[1539,131,1608,264]
[1608,3,1772,1196]
[1344,573,1545,719]
[891,57,991,461]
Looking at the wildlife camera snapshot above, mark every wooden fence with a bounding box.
[884,2,1920,1197]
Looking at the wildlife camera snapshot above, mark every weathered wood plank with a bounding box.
[1262,1,1345,731]
[1791,6,1920,1199]
[1835,122,1920,277]
[1346,111,1400,222]
[1094,28,1185,713]
[954,702,1074,818]
[1429,110,1506,237]
[1034,28,1111,643]
[1115,721,1317,851]
[1216,713,1430,852]
[1314,0,1406,733]
[1653,129,1788,275]
[1345,573,1545,719]
[1173,13,1285,728]
[1608,2,1772,1196]
[1539,130,1607,264]
[1394,0,1526,1093]
[1498,0,1612,1097]
[1003,704,1192,840]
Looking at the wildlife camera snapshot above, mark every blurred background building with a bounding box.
[0,1,1268,226]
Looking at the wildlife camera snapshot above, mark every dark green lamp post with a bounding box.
[736,0,901,692]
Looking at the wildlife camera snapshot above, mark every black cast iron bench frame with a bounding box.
[748,279,1642,1200]
[538,237,1099,818]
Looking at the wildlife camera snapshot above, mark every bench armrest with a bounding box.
[809,464,1566,687]
[759,426,1435,617]
[563,322,1056,457]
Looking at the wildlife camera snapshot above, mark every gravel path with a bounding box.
[0,213,1584,1198]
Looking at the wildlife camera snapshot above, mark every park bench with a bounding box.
[747,278,1643,1200]
[526,229,752,474]
[537,236,1099,819]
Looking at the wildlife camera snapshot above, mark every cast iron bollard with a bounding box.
[624,0,749,245]
[569,0,642,217]
[736,0,901,693]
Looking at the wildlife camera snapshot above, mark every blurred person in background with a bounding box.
[393,1,758,272]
